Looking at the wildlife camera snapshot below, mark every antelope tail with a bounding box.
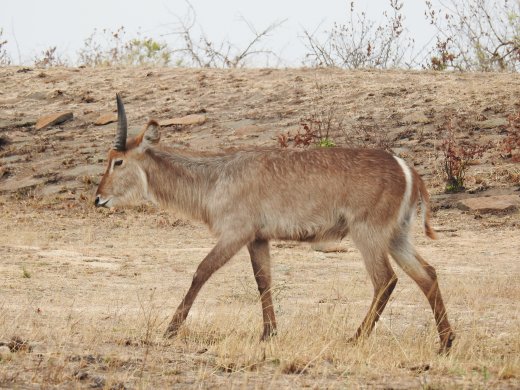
[417,176,437,240]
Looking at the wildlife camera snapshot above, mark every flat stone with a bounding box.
[0,346,11,360]
[457,195,520,214]
[401,112,430,125]
[235,124,261,136]
[311,242,349,253]
[0,97,20,105]
[35,112,73,130]
[24,91,48,101]
[94,112,117,126]
[160,114,206,127]
[62,164,103,178]
[0,176,42,193]
[0,118,37,130]
[478,118,508,129]
[225,119,255,129]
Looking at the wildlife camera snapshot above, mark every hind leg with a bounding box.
[390,237,455,353]
[351,241,398,342]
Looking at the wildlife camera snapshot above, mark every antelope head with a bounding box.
[94,94,160,208]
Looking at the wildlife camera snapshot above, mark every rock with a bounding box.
[90,376,106,388]
[0,97,21,105]
[235,125,261,136]
[73,370,89,381]
[225,119,255,129]
[478,118,508,129]
[35,112,73,130]
[25,91,47,100]
[0,118,37,130]
[457,195,520,214]
[0,346,11,360]
[311,242,349,253]
[392,147,411,157]
[94,112,117,126]
[401,112,430,125]
[160,114,206,127]
[0,166,10,179]
[0,176,41,193]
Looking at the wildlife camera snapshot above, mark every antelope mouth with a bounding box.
[94,195,111,208]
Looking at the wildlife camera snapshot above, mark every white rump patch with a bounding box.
[393,156,413,224]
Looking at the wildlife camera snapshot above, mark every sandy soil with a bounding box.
[0,66,519,388]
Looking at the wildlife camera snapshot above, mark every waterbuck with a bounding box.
[95,94,455,353]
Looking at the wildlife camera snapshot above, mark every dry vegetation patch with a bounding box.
[0,67,519,388]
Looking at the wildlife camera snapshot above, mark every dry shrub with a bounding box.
[0,28,10,65]
[278,85,343,148]
[303,0,414,69]
[164,2,284,68]
[425,0,520,72]
[277,113,393,151]
[278,116,338,148]
[78,27,171,67]
[34,46,68,68]
[437,115,488,193]
[429,38,458,71]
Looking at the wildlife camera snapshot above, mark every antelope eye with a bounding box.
[114,159,123,167]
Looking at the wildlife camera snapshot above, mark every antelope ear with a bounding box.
[140,119,160,147]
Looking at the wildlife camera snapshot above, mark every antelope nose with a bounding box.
[94,195,100,207]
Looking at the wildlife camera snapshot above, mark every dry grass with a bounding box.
[0,201,519,389]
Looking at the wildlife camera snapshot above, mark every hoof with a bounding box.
[260,326,277,341]
[438,333,456,355]
[164,325,180,339]
[347,336,363,346]
[347,329,367,345]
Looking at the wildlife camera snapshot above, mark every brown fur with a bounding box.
[95,118,454,352]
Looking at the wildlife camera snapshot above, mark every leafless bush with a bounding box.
[428,38,458,71]
[166,1,284,68]
[278,116,394,151]
[278,80,395,150]
[0,28,11,65]
[78,27,171,67]
[278,83,343,148]
[302,0,414,69]
[78,27,126,66]
[278,115,339,149]
[425,0,520,71]
[34,46,68,67]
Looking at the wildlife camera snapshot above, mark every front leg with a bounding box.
[247,239,277,340]
[165,235,249,338]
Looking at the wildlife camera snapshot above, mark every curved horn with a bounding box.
[114,93,127,151]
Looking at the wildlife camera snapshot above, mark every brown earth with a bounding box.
[0,66,519,388]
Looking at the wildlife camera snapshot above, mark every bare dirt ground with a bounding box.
[0,66,519,388]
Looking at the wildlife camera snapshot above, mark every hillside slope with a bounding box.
[1,67,518,201]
